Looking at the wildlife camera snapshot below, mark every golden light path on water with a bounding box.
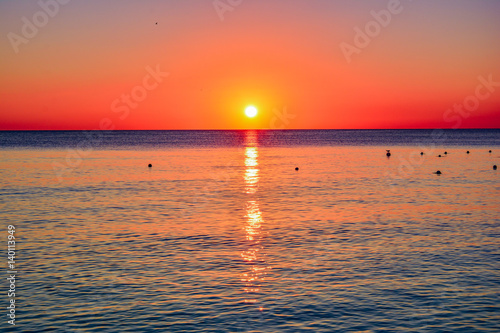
[241,131,268,311]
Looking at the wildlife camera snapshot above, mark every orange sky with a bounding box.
[1,0,499,130]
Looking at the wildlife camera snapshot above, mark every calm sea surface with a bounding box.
[1,130,499,332]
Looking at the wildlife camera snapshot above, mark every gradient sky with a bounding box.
[1,0,499,130]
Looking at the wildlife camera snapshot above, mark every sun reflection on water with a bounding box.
[241,131,268,308]
[244,148,259,194]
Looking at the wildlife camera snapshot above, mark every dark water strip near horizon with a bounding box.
[0,129,499,149]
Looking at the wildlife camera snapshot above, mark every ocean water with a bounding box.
[0,129,499,332]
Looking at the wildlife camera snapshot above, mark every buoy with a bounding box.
[466,151,470,154]
[489,150,492,153]
[386,150,391,157]
[420,152,424,155]
[494,165,497,170]
[438,155,441,157]
[295,167,299,171]
[444,151,447,155]
[148,164,152,168]
[435,170,442,175]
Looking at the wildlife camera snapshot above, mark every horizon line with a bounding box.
[1,128,499,132]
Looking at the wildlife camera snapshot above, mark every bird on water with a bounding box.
[148,164,152,168]
[386,150,391,157]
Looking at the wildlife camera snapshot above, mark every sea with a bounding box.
[0,129,499,332]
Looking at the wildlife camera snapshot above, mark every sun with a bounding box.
[245,106,258,118]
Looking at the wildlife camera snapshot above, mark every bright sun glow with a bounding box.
[245,106,258,118]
